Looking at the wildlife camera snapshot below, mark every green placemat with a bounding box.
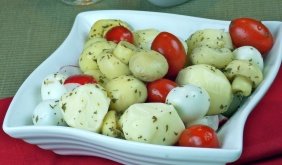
[0,0,281,98]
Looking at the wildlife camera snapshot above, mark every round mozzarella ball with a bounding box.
[32,99,67,126]
[166,84,210,123]
[41,73,67,100]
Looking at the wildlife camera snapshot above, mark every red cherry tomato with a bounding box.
[151,32,187,80]
[147,78,178,103]
[105,26,134,44]
[64,74,96,85]
[229,17,274,55]
[178,125,220,148]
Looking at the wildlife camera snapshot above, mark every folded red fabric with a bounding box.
[0,97,120,165]
[1,68,282,165]
[228,66,282,165]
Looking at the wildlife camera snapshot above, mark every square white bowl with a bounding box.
[3,10,282,165]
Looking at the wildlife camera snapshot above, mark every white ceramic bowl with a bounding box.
[3,10,282,165]
[147,0,190,7]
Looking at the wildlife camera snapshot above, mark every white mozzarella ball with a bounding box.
[41,73,67,100]
[186,115,219,131]
[32,99,67,126]
[166,84,210,123]
[233,46,264,71]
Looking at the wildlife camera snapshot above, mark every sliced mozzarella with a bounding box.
[32,99,67,126]
[59,84,110,132]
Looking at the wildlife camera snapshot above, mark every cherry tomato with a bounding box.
[64,74,97,85]
[178,124,220,148]
[147,78,177,103]
[229,17,274,55]
[151,32,187,80]
[105,26,134,44]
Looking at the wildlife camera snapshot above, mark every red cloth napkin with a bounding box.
[1,67,282,165]
[0,97,120,165]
